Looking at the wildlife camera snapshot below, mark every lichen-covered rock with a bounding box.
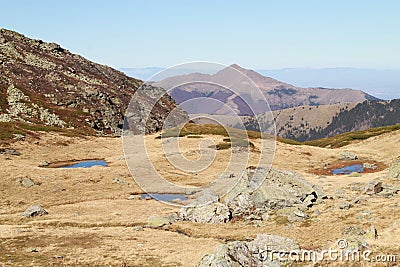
[387,157,400,180]
[364,180,383,195]
[20,177,35,188]
[341,225,377,252]
[363,162,377,170]
[226,168,321,219]
[180,202,231,224]
[147,216,171,228]
[180,167,325,224]
[339,151,358,160]
[21,205,48,217]
[197,234,299,267]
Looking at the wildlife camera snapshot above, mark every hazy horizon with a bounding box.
[120,66,400,100]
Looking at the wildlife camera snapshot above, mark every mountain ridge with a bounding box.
[155,64,379,115]
[0,28,187,137]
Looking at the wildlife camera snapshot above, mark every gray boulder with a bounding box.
[147,215,171,228]
[387,157,400,180]
[363,163,377,170]
[377,184,400,198]
[364,180,383,195]
[226,168,321,219]
[21,205,48,217]
[20,177,36,188]
[0,148,21,156]
[197,234,299,267]
[180,202,230,224]
[339,151,358,160]
[180,167,325,224]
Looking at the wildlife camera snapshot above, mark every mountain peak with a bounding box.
[229,63,243,69]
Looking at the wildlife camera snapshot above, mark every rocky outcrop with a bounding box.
[339,151,358,160]
[387,157,400,180]
[21,205,48,217]
[364,180,383,195]
[180,167,326,223]
[0,28,187,135]
[180,190,230,223]
[197,234,299,267]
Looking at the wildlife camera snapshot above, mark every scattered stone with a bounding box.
[20,177,35,188]
[339,151,358,160]
[218,172,235,179]
[333,189,347,199]
[0,148,21,156]
[339,202,353,210]
[147,216,171,228]
[364,180,382,195]
[261,213,270,221]
[342,226,369,251]
[349,182,366,192]
[25,247,39,253]
[113,178,129,185]
[39,161,49,167]
[363,163,377,170]
[377,184,400,198]
[356,211,374,222]
[313,209,321,216]
[349,172,362,177]
[132,226,143,231]
[127,194,142,200]
[197,234,299,267]
[317,175,327,179]
[13,133,25,140]
[21,205,48,217]
[276,207,308,223]
[166,212,179,223]
[343,225,366,236]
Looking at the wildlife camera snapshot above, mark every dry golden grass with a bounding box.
[0,128,399,266]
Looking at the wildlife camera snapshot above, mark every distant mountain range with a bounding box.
[153,64,378,115]
[121,67,400,100]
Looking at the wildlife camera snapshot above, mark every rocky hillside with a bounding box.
[0,28,186,136]
[245,99,400,141]
[156,64,378,115]
[311,99,400,140]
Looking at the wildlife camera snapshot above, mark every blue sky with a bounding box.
[1,0,400,70]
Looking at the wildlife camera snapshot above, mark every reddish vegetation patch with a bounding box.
[309,160,387,176]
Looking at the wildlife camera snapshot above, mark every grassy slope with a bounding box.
[278,124,400,148]
[163,123,400,149]
[2,121,399,149]
[0,121,92,143]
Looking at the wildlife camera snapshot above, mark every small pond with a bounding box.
[332,164,364,175]
[60,160,107,169]
[141,193,187,202]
